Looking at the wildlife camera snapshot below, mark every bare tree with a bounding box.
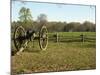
[37,13,47,26]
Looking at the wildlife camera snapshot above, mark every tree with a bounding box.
[64,22,76,32]
[19,7,33,22]
[37,13,47,25]
[82,21,95,32]
[18,7,33,30]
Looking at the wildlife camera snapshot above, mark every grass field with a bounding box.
[11,32,96,74]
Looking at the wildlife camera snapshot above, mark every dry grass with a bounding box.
[11,41,96,74]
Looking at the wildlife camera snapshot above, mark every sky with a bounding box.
[12,1,96,23]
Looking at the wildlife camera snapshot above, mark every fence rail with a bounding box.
[48,33,96,43]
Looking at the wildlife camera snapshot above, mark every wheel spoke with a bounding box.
[14,26,26,52]
[39,26,48,50]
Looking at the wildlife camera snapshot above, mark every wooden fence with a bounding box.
[48,33,96,43]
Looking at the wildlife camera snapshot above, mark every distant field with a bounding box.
[48,32,96,36]
[11,32,96,74]
[48,32,96,42]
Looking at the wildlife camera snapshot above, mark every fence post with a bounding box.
[53,32,59,43]
[56,33,58,43]
[80,34,84,43]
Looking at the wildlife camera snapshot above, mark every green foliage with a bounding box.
[11,21,96,33]
[46,22,66,32]
[82,21,96,32]
[19,7,33,22]
[64,22,81,32]
[63,21,95,32]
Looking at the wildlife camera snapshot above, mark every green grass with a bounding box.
[11,32,96,74]
[48,32,96,42]
[48,32,96,37]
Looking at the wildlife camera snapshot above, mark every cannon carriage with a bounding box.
[13,25,48,55]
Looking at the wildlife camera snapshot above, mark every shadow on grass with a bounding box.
[11,48,41,56]
[24,49,41,53]
[11,49,18,56]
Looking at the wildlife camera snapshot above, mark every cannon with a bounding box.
[13,25,48,54]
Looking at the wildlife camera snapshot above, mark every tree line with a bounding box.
[11,7,96,32]
[11,21,96,32]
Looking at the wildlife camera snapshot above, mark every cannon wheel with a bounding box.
[13,26,27,54]
[39,26,48,50]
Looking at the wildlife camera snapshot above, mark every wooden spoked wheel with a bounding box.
[14,26,27,53]
[39,26,48,50]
